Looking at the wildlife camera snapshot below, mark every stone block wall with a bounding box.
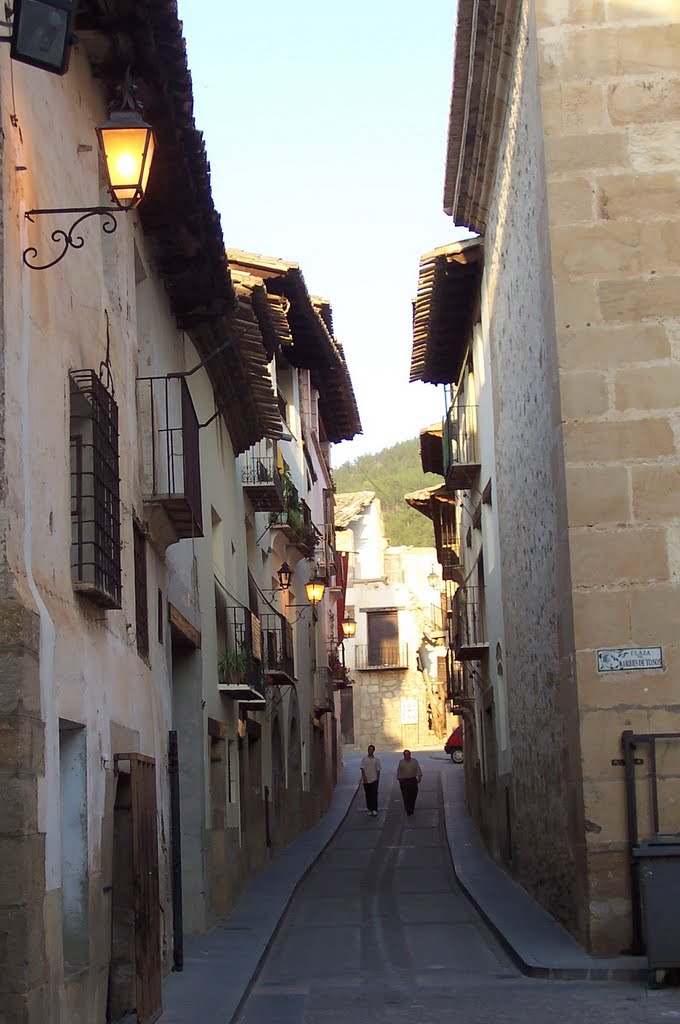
[537,0,680,953]
[349,668,434,754]
[481,0,588,942]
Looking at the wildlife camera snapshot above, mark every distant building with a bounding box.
[335,492,448,751]
[409,0,680,957]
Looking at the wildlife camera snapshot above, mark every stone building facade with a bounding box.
[335,492,448,753]
[410,0,680,957]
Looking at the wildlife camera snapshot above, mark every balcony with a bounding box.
[328,646,351,688]
[453,586,488,660]
[424,603,445,640]
[242,444,284,512]
[313,666,334,716]
[219,605,266,706]
[137,375,203,547]
[354,643,409,671]
[261,612,295,683]
[269,486,318,557]
[443,404,480,489]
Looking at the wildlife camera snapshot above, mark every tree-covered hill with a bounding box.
[332,438,441,547]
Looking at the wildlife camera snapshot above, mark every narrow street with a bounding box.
[237,752,677,1024]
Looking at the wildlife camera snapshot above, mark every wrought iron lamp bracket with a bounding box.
[23,206,126,271]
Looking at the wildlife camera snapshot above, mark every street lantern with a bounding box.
[427,565,440,589]
[97,104,156,210]
[276,561,292,591]
[305,573,325,607]
[341,613,356,639]
[11,0,77,76]
[22,78,156,270]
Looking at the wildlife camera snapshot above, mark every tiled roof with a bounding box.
[334,491,375,529]
[404,485,456,520]
[228,251,362,443]
[443,0,521,231]
[410,240,483,387]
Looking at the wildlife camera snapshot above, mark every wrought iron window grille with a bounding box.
[70,368,122,608]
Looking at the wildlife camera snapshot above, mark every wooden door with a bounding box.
[114,753,162,1024]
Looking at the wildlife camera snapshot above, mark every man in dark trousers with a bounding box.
[396,749,422,816]
[360,744,381,816]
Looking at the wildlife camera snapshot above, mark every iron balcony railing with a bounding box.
[443,403,480,488]
[453,586,487,658]
[446,656,466,702]
[242,443,284,512]
[425,602,445,635]
[354,643,409,671]
[261,611,295,682]
[433,500,460,578]
[137,375,203,540]
[269,488,317,556]
[220,606,266,704]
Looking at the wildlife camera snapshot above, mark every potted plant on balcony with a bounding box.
[218,648,248,685]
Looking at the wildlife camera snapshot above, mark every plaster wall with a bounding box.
[536,0,680,953]
[0,50,192,1020]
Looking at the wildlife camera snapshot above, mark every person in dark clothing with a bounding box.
[360,744,381,816]
[396,749,422,815]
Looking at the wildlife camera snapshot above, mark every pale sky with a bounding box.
[177,0,460,465]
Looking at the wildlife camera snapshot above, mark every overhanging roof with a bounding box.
[443,0,521,232]
[410,240,484,386]
[404,484,456,521]
[77,2,284,455]
[228,252,362,444]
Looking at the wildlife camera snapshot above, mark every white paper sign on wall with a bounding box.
[400,699,418,724]
[597,647,663,673]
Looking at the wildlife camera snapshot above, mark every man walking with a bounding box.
[360,744,381,817]
[396,749,422,816]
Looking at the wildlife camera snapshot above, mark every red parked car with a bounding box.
[444,724,464,763]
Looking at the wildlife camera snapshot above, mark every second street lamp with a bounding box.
[304,573,325,607]
[341,613,356,639]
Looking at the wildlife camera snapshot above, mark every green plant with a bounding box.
[285,505,304,533]
[218,647,248,682]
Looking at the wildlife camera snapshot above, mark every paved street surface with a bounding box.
[236,751,678,1024]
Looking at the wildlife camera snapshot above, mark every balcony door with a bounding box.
[367,610,398,667]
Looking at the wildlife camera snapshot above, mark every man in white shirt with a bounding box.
[360,745,381,817]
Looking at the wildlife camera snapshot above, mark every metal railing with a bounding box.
[261,611,295,680]
[137,374,203,538]
[222,605,265,699]
[454,586,486,652]
[242,443,284,512]
[443,403,479,479]
[354,643,409,671]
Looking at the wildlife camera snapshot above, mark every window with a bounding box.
[70,370,121,608]
[133,522,149,659]
[367,610,398,665]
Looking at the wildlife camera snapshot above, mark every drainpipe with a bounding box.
[20,207,59,887]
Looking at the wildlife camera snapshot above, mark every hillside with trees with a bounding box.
[333,438,440,547]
